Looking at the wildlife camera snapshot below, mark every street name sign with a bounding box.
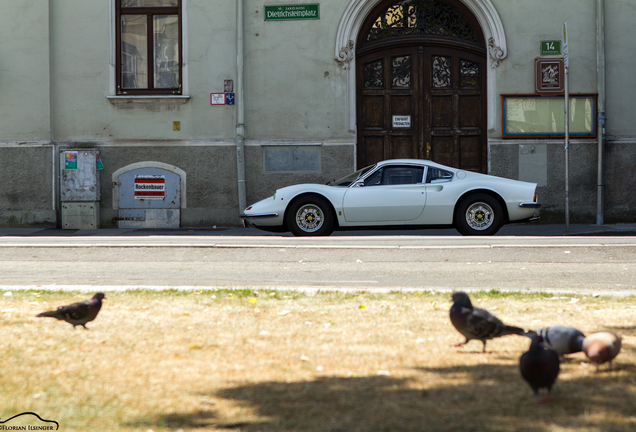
[264,4,320,21]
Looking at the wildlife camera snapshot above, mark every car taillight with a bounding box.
[534,193,538,203]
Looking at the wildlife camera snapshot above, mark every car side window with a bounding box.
[426,167,454,183]
[363,166,424,186]
[363,169,383,186]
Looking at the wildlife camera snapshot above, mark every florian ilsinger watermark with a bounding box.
[0,412,59,430]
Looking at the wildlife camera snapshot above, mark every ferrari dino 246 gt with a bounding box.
[240,159,539,236]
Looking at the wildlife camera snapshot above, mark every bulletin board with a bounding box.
[502,94,597,139]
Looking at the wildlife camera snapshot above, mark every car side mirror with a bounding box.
[353,180,365,188]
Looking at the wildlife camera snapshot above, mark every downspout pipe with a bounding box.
[49,0,58,224]
[596,0,606,225]
[236,0,247,214]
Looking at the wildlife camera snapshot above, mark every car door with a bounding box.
[417,166,457,225]
[342,164,426,222]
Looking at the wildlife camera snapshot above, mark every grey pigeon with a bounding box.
[533,325,585,357]
[36,292,106,329]
[583,331,622,371]
[520,334,560,404]
[450,291,526,352]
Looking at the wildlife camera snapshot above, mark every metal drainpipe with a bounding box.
[49,0,59,224]
[235,0,247,214]
[596,0,606,225]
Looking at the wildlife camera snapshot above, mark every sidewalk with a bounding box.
[1,223,636,237]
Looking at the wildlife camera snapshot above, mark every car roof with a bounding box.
[375,159,457,171]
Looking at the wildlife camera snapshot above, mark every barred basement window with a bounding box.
[116,0,182,95]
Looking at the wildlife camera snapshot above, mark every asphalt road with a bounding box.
[1,226,635,295]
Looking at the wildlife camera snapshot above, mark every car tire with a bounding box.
[455,193,503,236]
[286,195,334,237]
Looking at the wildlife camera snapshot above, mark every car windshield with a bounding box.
[328,165,375,186]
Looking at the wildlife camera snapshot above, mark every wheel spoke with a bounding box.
[466,202,493,230]
[296,205,324,233]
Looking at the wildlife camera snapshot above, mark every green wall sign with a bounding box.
[540,40,562,55]
[264,4,320,21]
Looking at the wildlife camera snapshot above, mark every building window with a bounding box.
[116,0,181,95]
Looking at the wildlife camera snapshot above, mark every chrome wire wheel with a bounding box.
[465,201,494,231]
[295,204,324,233]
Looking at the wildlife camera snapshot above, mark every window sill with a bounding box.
[107,95,191,105]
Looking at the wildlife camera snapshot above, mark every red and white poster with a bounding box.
[134,175,165,199]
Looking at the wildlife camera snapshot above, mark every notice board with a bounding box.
[502,94,597,138]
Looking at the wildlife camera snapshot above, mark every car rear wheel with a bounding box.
[287,195,334,236]
[455,193,503,236]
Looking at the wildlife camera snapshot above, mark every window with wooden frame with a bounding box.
[116,0,182,95]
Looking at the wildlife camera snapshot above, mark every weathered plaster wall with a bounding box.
[0,1,51,141]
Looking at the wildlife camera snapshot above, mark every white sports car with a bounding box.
[240,159,539,236]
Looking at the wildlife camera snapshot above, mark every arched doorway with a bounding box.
[356,0,488,172]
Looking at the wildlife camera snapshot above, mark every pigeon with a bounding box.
[36,292,106,329]
[520,334,560,404]
[582,331,622,370]
[449,291,527,352]
[533,325,585,357]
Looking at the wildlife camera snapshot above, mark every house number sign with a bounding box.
[540,40,561,56]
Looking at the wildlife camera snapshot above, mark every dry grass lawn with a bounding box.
[0,289,635,432]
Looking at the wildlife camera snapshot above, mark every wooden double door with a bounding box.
[356,45,487,172]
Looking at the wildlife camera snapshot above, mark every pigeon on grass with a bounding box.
[520,334,560,404]
[583,331,622,371]
[449,291,527,352]
[36,292,106,329]
[532,325,585,357]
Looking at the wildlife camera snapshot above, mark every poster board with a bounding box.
[502,94,597,138]
[535,58,564,94]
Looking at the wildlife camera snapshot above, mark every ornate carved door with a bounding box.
[356,0,487,172]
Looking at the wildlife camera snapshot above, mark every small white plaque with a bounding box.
[210,93,226,105]
[392,115,411,128]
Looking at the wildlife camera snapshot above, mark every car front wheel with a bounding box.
[286,195,334,236]
[455,193,503,236]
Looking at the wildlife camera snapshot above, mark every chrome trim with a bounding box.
[239,213,279,218]
[519,202,541,208]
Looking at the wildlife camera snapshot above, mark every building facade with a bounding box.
[1,0,634,229]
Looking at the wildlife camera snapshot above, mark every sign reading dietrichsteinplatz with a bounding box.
[264,4,319,21]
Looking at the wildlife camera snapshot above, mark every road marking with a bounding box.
[2,243,636,249]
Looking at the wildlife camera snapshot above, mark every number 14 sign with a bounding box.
[540,40,561,56]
